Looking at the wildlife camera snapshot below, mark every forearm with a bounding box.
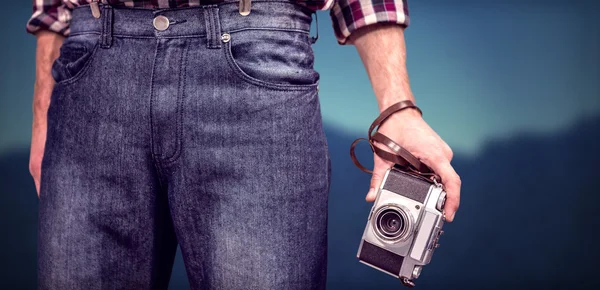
[33,31,64,121]
[349,23,461,221]
[30,30,64,195]
[347,23,416,114]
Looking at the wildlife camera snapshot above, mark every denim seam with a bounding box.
[69,32,102,37]
[227,27,309,35]
[222,42,319,91]
[162,41,187,164]
[113,34,208,39]
[69,33,209,39]
[149,38,165,178]
[69,29,306,40]
[73,31,304,39]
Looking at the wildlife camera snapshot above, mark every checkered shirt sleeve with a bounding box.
[26,0,73,36]
[330,0,410,45]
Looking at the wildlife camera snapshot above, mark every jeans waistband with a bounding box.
[69,0,314,41]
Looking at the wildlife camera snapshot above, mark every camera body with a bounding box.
[357,167,446,287]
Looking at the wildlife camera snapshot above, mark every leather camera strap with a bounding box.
[349,100,441,183]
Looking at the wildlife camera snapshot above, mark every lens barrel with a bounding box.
[378,209,404,237]
[373,205,412,242]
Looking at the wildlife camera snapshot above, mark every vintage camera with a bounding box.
[357,166,447,287]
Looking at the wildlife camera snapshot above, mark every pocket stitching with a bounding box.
[222,31,319,91]
[54,39,101,87]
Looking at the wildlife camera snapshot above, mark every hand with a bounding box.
[366,108,461,222]
[347,22,460,220]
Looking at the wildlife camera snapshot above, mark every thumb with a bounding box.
[366,154,390,202]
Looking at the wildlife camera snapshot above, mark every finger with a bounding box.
[366,154,391,202]
[426,157,461,222]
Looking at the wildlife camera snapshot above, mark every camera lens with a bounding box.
[376,209,406,238]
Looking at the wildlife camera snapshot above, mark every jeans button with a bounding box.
[153,15,170,31]
[221,33,231,43]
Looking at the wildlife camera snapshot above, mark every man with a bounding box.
[27,0,461,289]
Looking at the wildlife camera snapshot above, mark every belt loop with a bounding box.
[203,5,222,49]
[100,4,114,49]
[310,11,319,44]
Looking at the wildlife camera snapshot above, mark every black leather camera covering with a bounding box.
[382,169,432,203]
[358,241,404,275]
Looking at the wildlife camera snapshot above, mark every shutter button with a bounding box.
[153,15,170,31]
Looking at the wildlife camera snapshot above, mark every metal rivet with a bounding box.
[221,33,231,43]
[153,15,170,31]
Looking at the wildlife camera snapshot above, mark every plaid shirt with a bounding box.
[26,0,409,45]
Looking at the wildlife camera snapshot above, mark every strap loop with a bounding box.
[99,4,113,49]
[349,100,441,184]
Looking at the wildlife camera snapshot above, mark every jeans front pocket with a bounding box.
[223,28,320,91]
[51,32,101,86]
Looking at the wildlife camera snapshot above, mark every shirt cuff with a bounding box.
[26,8,71,37]
[330,0,410,45]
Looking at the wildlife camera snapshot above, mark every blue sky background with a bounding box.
[1,0,599,289]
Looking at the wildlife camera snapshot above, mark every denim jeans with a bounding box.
[38,1,330,289]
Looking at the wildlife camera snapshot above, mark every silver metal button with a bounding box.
[153,15,170,31]
[221,33,231,43]
[412,266,422,279]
